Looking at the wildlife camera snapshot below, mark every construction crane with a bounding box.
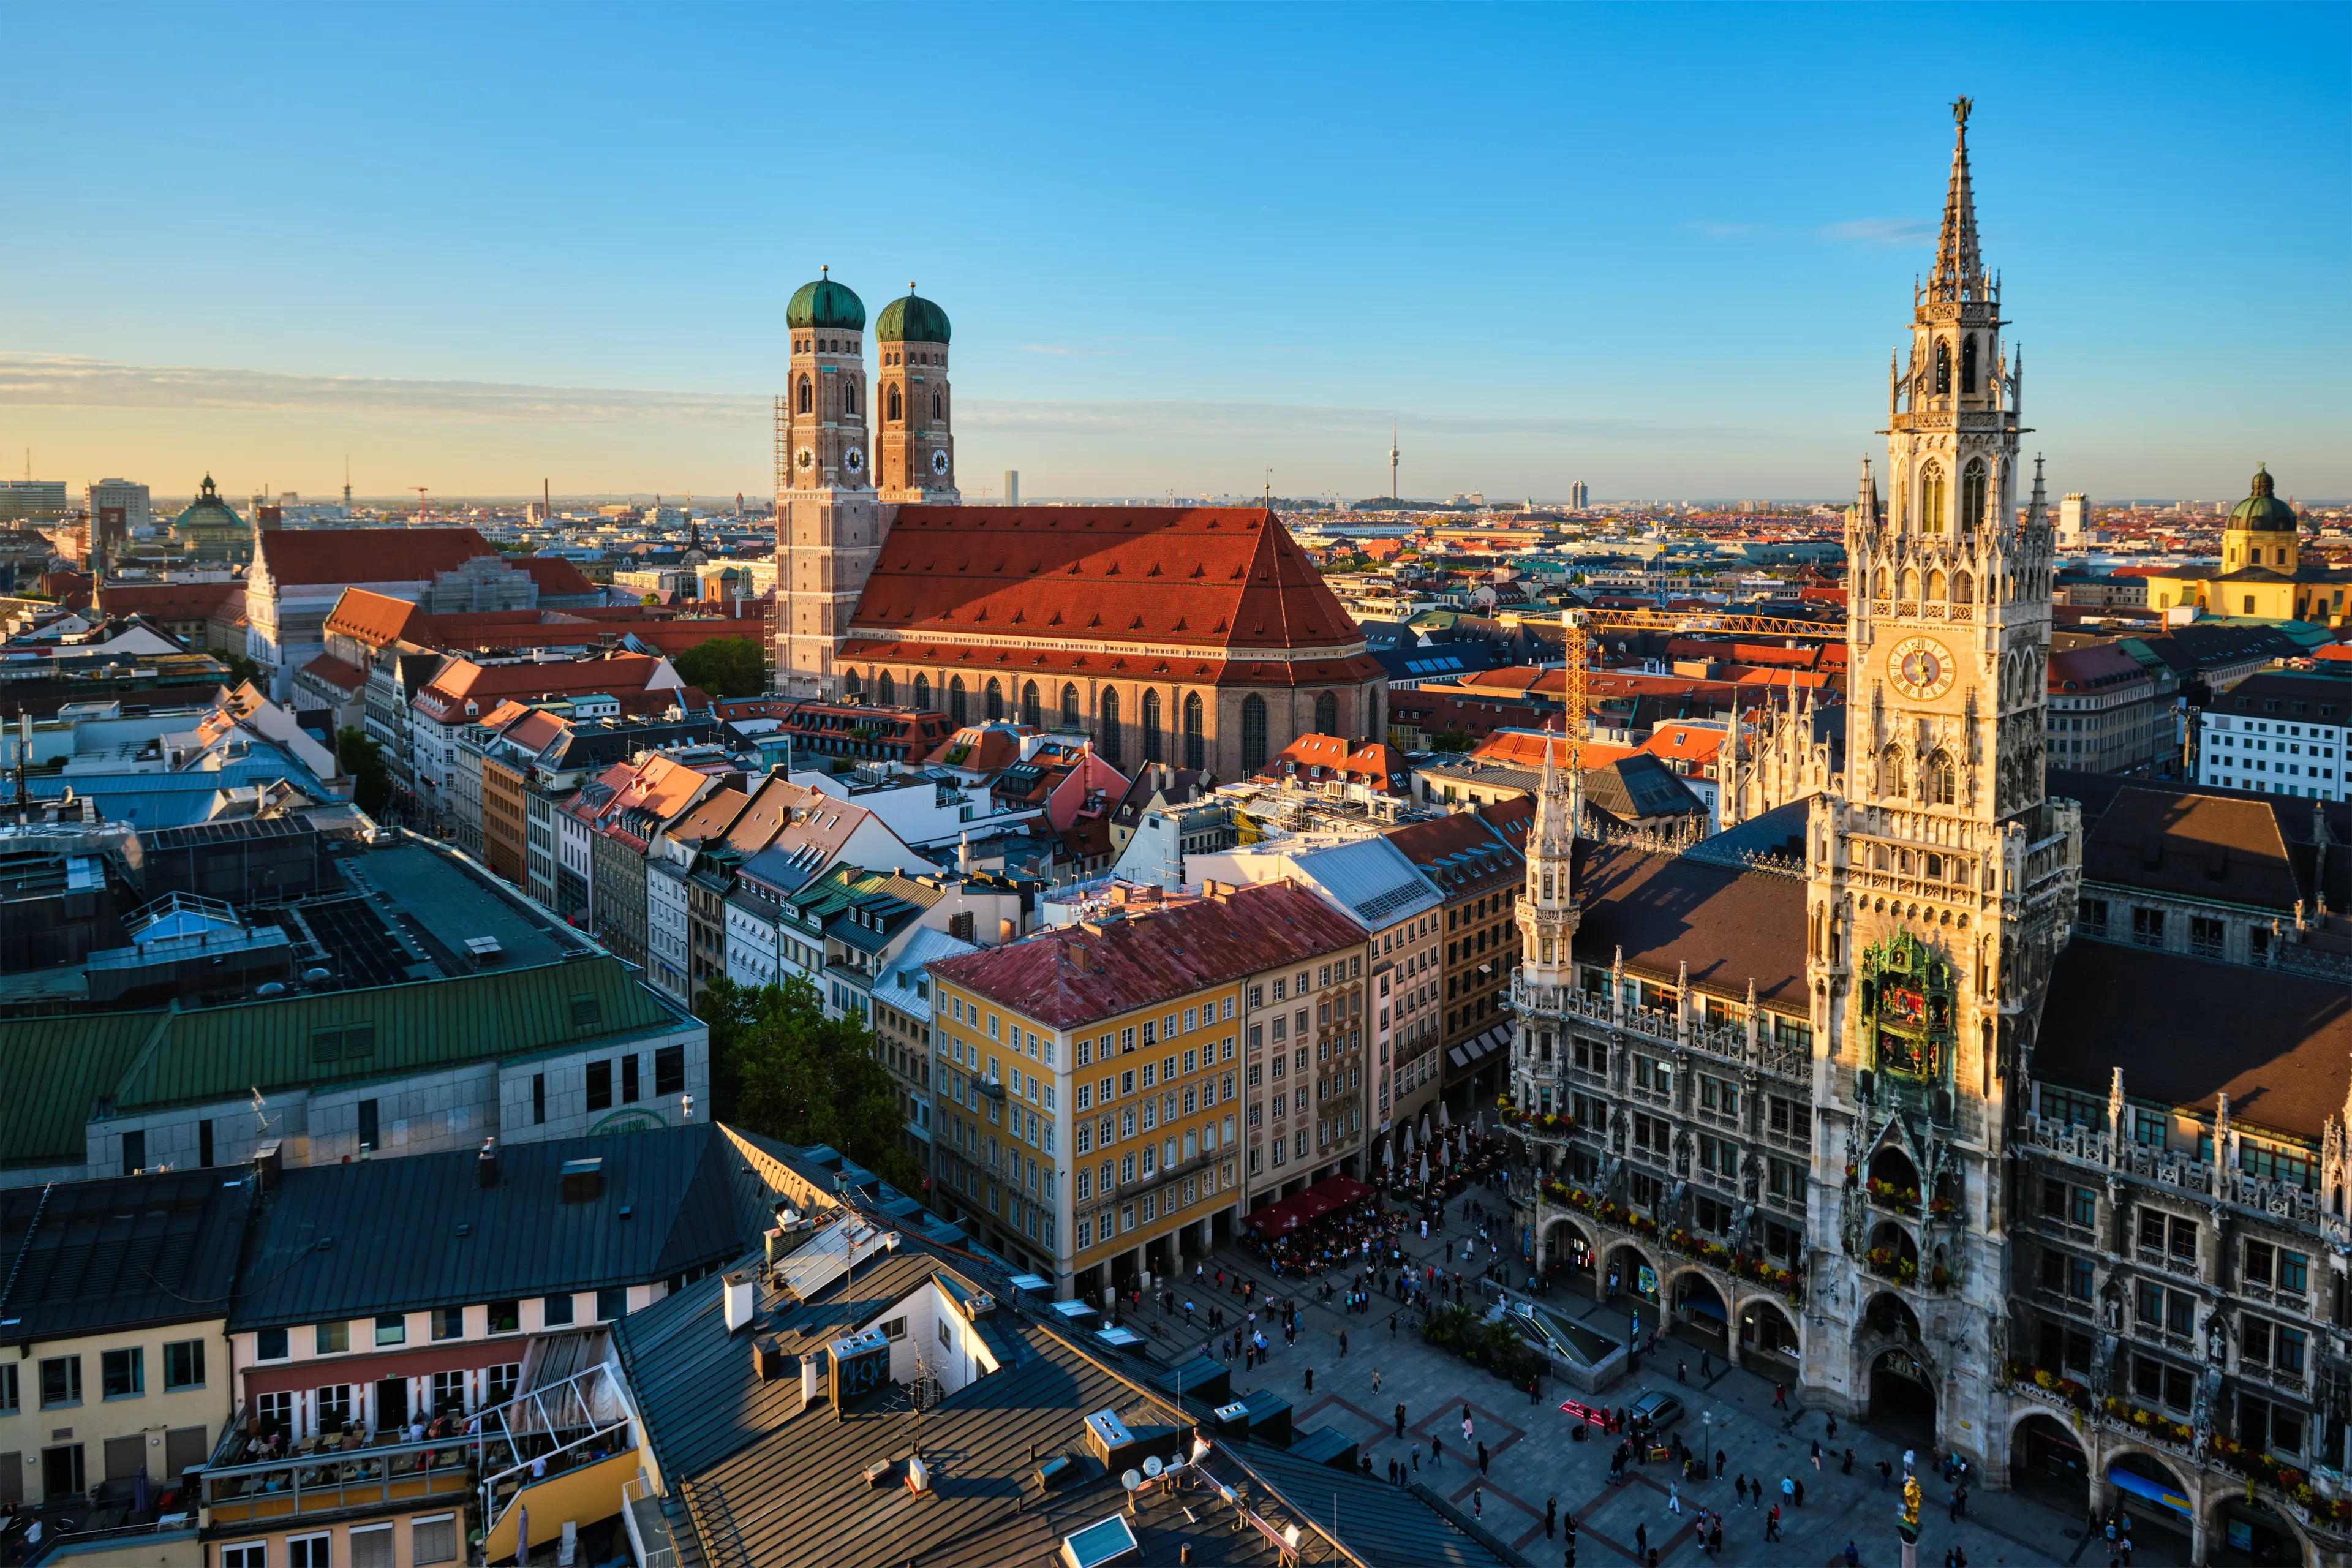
[408,486,430,523]
[1566,606,1844,641]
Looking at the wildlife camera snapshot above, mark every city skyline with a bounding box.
[2,2,2346,500]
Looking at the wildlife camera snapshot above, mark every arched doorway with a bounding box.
[1605,1245,1660,1309]
[1671,1272,1729,1350]
[2008,1413,2087,1510]
[2210,1491,2307,1566]
[2108,1453,2196,1562]
[1865,1347,1937,1449]
[1542,1218,1597,1298]
[1738,1297,1800,1381]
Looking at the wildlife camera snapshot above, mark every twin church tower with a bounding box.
[774,273,957,698]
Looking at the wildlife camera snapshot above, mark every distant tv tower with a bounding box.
[342,456,353,516]
[1389,424,1400,502]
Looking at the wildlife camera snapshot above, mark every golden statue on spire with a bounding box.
[1952,95,1972,128]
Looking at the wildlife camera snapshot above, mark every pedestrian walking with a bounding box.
[1708,1519,1722,1556]
[1372,1368,1382,1393]
[1781,1476,1795,1509]
[1734,1475,1748,1507]
[1765,1506,1781,1542]
[1842,1447,1855,1475]
[1878,1458,1893,1490]
[1948,1487,1960,1523]
[1411,1441,1421,1471]
[1698,1349,1712,1378]
[1473,1485,1482,1521]
[1811,1439,1821,1470]
[1793,1479,1805,1508]
[1714,1449,1726,1479]
[1461,1415,1474,1445]
[1395,1403,1407,1439]
[1304,1366,1314,1393]
[1634,1523,1647,1558]
[1668,1481,1681,1515]
[1676,1358,1688,1384]
[1545,1496,1557,1539]
[1772,1383,1789,1409]
[1340,1331,1349,1357]
[1825,1414,1838,1441]
[1433,1437,1444,1468]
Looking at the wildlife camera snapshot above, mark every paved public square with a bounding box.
[1123,1184,2176,1567]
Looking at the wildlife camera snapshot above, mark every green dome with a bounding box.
[786,271,865,331]
[173,473,244,535]
[2228,464,2297,533]
[876,290,951,345]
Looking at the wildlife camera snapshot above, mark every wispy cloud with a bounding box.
[0,352,1774,445]
[1682,221,1760,239]
[0,352,763,424]
[1820,217,1934,247]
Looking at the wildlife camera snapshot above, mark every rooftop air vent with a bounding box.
[559,1157,603,1203]
[723,1270,755,1333]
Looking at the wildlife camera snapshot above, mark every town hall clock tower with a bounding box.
[1800,100,2081,1461]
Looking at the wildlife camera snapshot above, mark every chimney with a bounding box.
[800,1352,824,1404]
[998,916,1016,946]
[252,1139,283,1194]
[475,1138,500,1189]
[949,910,974,943]
[723,1270,756,1332]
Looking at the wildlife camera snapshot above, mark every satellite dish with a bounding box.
[1120,1469,1144,1493]
[1142,1456,1164,1480]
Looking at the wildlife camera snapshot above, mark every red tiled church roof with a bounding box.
[257,527,499,586]
[849,507,1365,654]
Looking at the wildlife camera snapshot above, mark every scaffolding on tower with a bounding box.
[769,395,790,695]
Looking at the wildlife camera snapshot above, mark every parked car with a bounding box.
[1625,1389,1685,1428]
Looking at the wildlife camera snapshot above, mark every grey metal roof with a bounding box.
[226,1123,753,1330]
[0,1166,255,1344]
[868,926,974,1024]
[1284,836,1442,929]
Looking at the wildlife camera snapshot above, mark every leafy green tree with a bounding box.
[209,645,267,688]
[671,635,768,699]
[336,726,392,813]
[696,976,922,1194]
[1431,729,1477,753]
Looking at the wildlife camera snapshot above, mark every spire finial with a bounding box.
[1952,95,1972,130]
[821,263,829,277]
[1931,100,1983,296]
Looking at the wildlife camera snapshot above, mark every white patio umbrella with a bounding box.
[1382,1140,1395,1170]
[1419,1153,1431,1184]
[1439,1101,1452,1131]
[1419,1112,1433,1145]
[1403,1124,1416,1155]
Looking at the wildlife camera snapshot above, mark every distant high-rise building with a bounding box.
[0,480,69,525]
[1003,470,1019,506]
[1570,480,1589,510]
[85,478,151,535]
[2059,491,2091,545]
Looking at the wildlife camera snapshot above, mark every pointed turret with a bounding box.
[1931,97,1983,300]
[2027,453,2049,533]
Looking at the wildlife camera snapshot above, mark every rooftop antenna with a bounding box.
[1264,469,1273,511]
[409,485,429,522]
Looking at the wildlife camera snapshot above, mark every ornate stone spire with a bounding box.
[1931,96,1984,300]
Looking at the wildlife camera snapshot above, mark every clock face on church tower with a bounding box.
[930,449,950,476]
[1890,636,1956,701]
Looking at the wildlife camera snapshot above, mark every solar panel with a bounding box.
[771,1215,894,1303]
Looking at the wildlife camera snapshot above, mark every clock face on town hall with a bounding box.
[1890,635,1957,701]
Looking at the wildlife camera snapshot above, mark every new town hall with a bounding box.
[1508,105,2352,1566]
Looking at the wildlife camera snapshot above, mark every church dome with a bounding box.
[876,290,951,345]
[786,271,866,331]
[2228,464,2297,533]
[173,474,245,535]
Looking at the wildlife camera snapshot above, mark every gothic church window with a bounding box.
[913,673,930,710]
[1021,681,1041,728]
[1952,570,1974,605]
[1961,460,1988,535]
[844,669,862,697]
[1927,569,1947,600]
[1184,693,1207,770]
[1961,334,1978,395]
[1061,684,1080,729]
[887,385,902,421]
[797,377,812,415]
[1315,691,1338,736]
[1880,745,1906,797]
[878,670,894,706]
[1240,694,1268,771]
[985,679,1004,721]
[1920,463,1947,534]
[842,382,858,416]
[1934,339,1951,396]
[933,393,943,421]
[1140,690,1164,763]
[1101,688,1123,764]
[1924,750,1956,805]
[949,676,968,725]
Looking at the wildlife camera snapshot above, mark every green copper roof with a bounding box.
[876,290,951,345]
[173,472,245,535]
[2228,464,2297,533]
[787,272,866,331]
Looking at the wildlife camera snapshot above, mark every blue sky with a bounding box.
[2,2,2345,503]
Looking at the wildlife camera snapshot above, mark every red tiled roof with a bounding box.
[621,619,768,655]
[325,589,435,648]
[842,636,1382,692]
[849,507,1366,655]
[927,880,1364,1028]
[1469,730,1638,771]
[1259,734,1412,793]
[298,652,368,695]
[92,582,243,620]
[257,527,497,587]
[513,556,598,595]
[412,653,674,723]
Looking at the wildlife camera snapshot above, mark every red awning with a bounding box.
[1307,1175,1371,1207]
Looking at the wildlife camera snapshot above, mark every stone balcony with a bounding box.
[2021,1114,2329,1233]
[1511,980,1810,1082]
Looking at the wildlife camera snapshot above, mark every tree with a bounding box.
[336,726,392,813]
[696,976,922,1194]
[209,645,267,688]
[1431,729,1477,753]
[671,635,768,699]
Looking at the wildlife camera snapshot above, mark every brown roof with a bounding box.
[665,786,748,846]
[2037,938,2352,1141]
[851,506,1366,655]
[1570,841,1808,1006]
[257,527,496,587]
[929,880,1363,1028]
[2079,783,2308,911]
[94,582,242,620]
[1382,812,1524,894]
[298,652,368,695]
[411,654,673,723]
[324,588,435,648]
[513,556,597,595]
